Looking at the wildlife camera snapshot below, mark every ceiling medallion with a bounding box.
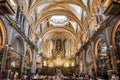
[49,15,69,26]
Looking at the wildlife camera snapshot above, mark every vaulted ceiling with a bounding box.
[17,0,106,49]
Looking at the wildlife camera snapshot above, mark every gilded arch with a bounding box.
[111,18,120,62]
[28,0,88,15]
[94,36,107,56]
[85,46,94,76]
[94,36,108,78]
[0,19,6,47]
[41,27,77,43]
[5,36,24,74]
[111,18,120,47]
[40,3,86,21]
[95,37,102,56]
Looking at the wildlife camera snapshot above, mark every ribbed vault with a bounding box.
[18,0,104,55]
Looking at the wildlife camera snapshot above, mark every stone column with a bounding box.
[20,42,27,77]
[105,24,116,79]
[91,41,97,78]
[31,48,37,77]
[2,25,13,70]
[105,25,115,70]
[2,24,12,69]
[82,50,86,73]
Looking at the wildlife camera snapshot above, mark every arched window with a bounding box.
[95,37,108,78]
[0,19,6,72]
[95,38,107,57]
[12,38,23,54]
[115,25,120,60]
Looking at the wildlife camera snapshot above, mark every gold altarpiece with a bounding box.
[41,39,76,75]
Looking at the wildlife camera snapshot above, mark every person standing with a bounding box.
[59,73,64,80]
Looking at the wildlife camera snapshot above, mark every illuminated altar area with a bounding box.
[40,38,76,75]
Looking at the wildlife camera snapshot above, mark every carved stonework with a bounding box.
[0,0,14,15]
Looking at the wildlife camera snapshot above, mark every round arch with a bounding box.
[11,35,24,54]
[111,18,120,47]
[35,9,84,30]
[41,27,77,43]
[94,36,108,78]
[5,36,24,78]
[39,3,85,21]
[94,36,107,56]
[28,0,88,15]
[0,19,7,70]
[0,19,6,47]
[95,37,102,56]
[111,18,120,66]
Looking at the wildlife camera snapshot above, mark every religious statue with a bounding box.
[56,39,62,51]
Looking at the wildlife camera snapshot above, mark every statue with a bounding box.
[56,39,62,51]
